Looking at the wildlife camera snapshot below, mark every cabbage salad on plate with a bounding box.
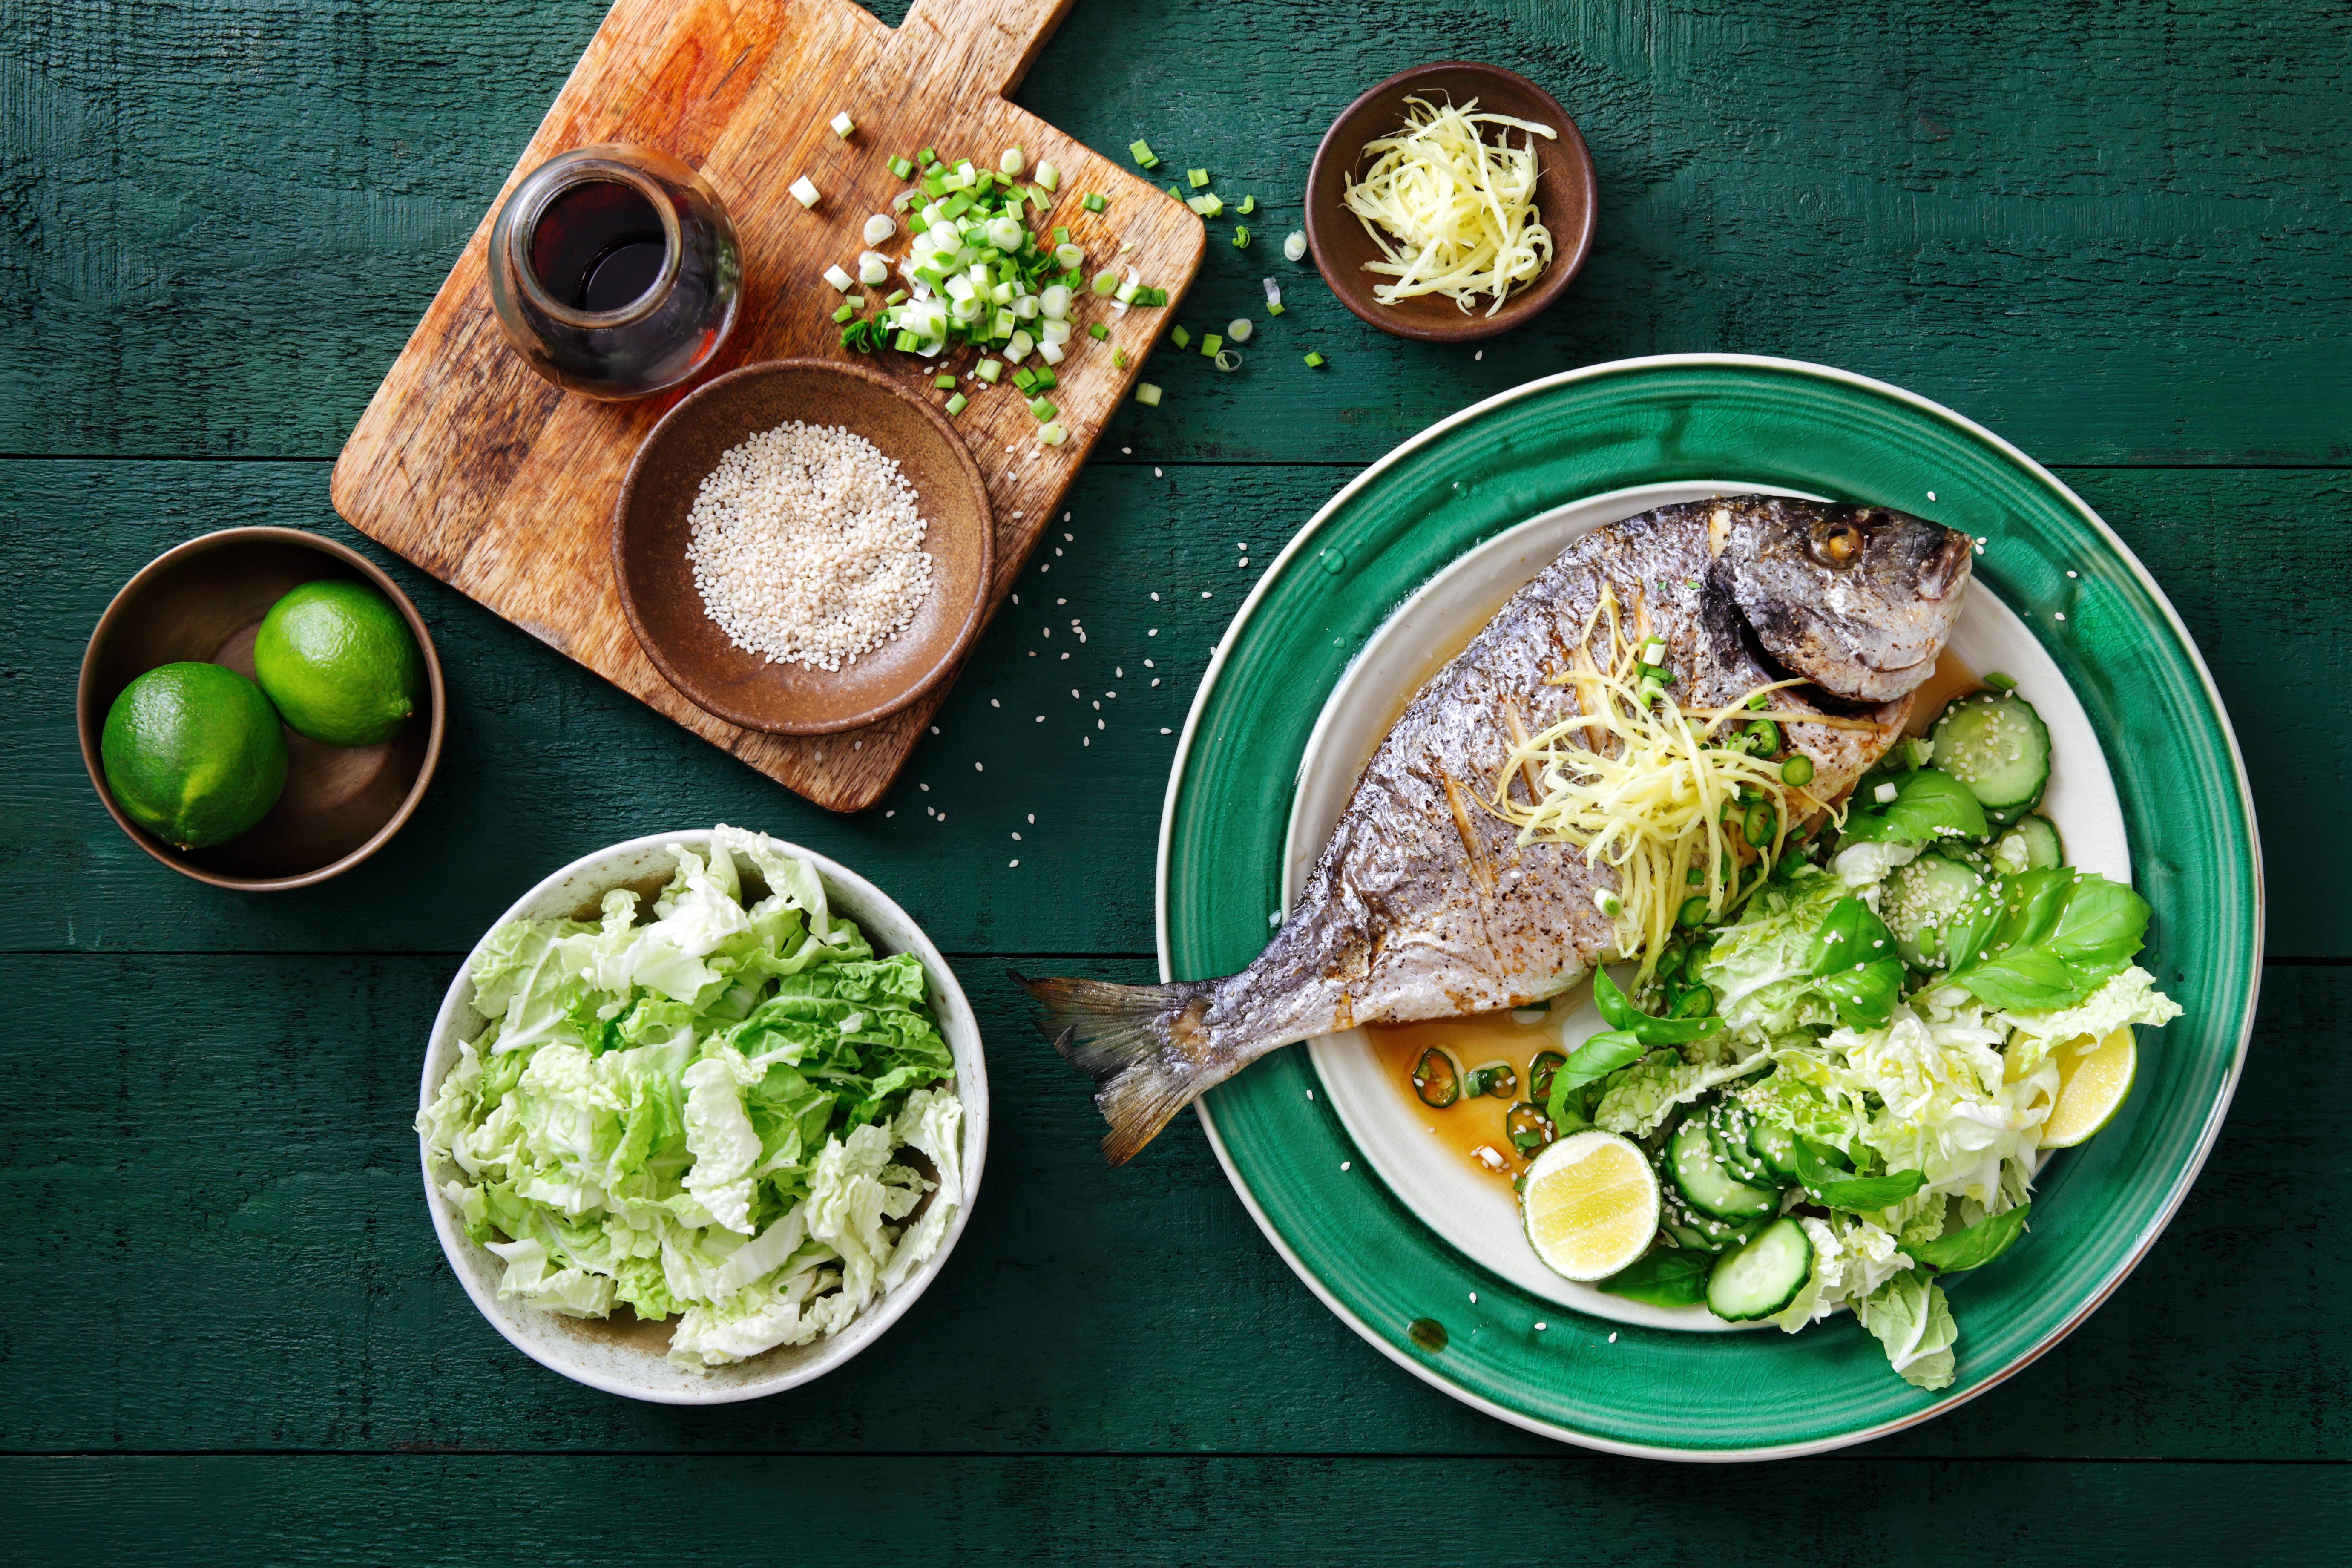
[1520,683,2179,1389]
[417,826,964,1369]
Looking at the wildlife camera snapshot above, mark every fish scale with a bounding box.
[1024,495,1974,1165]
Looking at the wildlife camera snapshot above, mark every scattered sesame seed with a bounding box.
[1306,1089,1314,1100]
[1160,727,1172,734]
[990,698,1000,707]
[920,783,929,791]
[1154,467,1162,477]
[1534,1321,1547,1332]
[1201,591,1211,599]
[1608,1332,1618,1344]
[1927,490,1937,501]
[885,810,894,817]
[1468,1292,1477,1304]
[1148,628,1158,636]
[1150,592,1160,601]
[975,762,983,771]
[1009,859,1018,867]
[1341,1161,1351,1171]
[1144,659,1154,667]
[1474,349,1483,360]
[1011,832,1021,840]
[2055,611,2067,621]
[1035,714,1043,722]
[1239,557,1250,567]
[1151,678,1160,687]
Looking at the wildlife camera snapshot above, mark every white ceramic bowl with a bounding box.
[416,829,989,1403]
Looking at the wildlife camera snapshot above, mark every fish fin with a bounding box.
[1015,971,1221,1166]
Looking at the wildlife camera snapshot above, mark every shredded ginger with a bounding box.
[1342,95,1558,317]
[1488,586,1842,987]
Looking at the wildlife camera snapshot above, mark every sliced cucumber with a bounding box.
[1668,1117,1779,1221]
[1881,852,1987,972]
[1995,813,2064,872]
[1932,691,2051,818]
[1662,1192,1769,1255]
[1747,1116,1802,1182]
[1706,1217,1816,1322]
[1707,1103,1773,1186]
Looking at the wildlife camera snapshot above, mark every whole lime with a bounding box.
[101,662,289,850]
[253,579,422,747]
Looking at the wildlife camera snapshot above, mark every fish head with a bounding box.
[1711,499,1973,702]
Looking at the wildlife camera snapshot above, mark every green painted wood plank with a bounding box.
[5,461,2339,955]
[3,0,2347,464]
[5,1456,2347,1566]
[0,957,2339,1459]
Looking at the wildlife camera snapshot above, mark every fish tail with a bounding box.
[1012,969,1224,1166]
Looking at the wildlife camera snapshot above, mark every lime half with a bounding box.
[1521,1130,1662,1282]
[101,662,288,849]
[2040,1028,2138,1148]
[253,579,421,747]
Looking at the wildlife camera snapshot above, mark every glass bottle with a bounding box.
[486,143,742,400]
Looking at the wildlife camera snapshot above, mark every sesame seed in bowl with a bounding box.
[612,359,993,736]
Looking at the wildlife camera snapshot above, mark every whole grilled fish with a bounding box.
[1024,496,1973,1164]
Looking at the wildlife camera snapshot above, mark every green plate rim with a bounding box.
[1154,353,2263,1462]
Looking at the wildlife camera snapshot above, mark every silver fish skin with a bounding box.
[1024,496,1974,1164]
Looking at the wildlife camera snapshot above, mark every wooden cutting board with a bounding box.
[330,0,1203,812]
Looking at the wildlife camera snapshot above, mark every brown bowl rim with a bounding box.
[76,526,449,892]
[610,357,996,736]
[1304,60,1598,343]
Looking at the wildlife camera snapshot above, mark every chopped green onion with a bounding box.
[886,288,908,306]
[1187,168,1209,189]
[1781,754,1815,787]
[1199,334,1222,357]
[822,264,854,291]
[1092,269,1120,296]
[1213,348,1241,371]
[1130,139,1158,167]
[790,176,821,208]
[1031,366,1058,390]
[1171,325,1192,349]
[1135,382,1163,406]
[1082,192,1107,213]
[1054,242,1084,269]
[1984,671,2019,691]
[1038,420,1068,446]
[1088,321,1110,341]
[1266,302,1285,316]
[999,146,1024,176]
[1011,368,1038,392]
[975,359,1003,383]
[918,146,936,165]
[1186,193,1223,218]
[1232,224,1250,248]
[933,374,957,390]
[831,302,855,322]
[1113,346,1131,368]
[1226,319,1254,342]
[944,392,968,416]
[1282,230,1307,262]
[888,155,914,180]
[1037,161,1061,192]
[1746,690,1769,710]
[1029,397,1057,420]
[829,110,855,138]
[1303,351,1325,367]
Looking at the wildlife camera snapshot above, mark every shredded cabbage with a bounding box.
[419,826,964,1369]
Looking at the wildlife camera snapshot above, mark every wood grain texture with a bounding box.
[327,0,1206,811]
[9,1455,2347,1565]
[3,0,2347,465]
[5,460,2340,957]
[0,957,2339,1460]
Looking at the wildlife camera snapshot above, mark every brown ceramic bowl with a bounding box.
[78,527,446,891]
[612,358,993,735]
[1305,61,1597,343]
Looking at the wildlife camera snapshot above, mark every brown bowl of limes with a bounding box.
[77,527,445,890]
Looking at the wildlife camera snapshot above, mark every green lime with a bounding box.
[101,662,289,850]
[252,579,422,747]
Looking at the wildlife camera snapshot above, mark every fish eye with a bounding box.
[1809,519,1865,569]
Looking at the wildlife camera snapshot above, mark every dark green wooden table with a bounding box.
[6,0,2346,1559]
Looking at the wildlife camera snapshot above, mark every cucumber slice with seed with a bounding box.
[1932,691,2051,818]
[1668,1116,1778,1221]
[1706,1217,1815,1321]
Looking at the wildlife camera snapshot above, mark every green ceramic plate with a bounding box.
[1158,355,2261,1460]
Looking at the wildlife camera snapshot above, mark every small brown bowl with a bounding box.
[612,358,994,735]
[1305,61,1597,343]
[77,527,446,891]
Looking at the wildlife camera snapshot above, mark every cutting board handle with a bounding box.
[892,0,1079,101]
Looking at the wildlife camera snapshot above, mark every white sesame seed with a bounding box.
[920,783,929,791]
[1026,813,1035,824]
[1927,490,1937,501]
[1200,591,1211,599]
[1160,727,1171,734]
[1468,1292,1477,1304]
[1154,467,1162,477]
[1534,1322,1546,1331]
[1306,1089,1314,1100]
[1144,659,1154,667]
[1009,859,1018,867]
[682,421,932,670]
[975,762,983,771]
[991,698,1000,707]
[1150,592,1159,601]
[885,810,894,817]
[1608,1332,1618,1343]
[1341,1161,1351,1171]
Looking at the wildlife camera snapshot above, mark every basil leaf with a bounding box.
[1592,968,1722,1045]
[1791,1138,1925,1211]
[1837,769,1989,847]
[2045,876,2150,973]
[1546,1030,1645,1128]
[1816,957,1906,1028]
[1597,1247,1711,1307]
[1991,867,2075,952]
[1909,1202,2031,1272]
[1807,897,1898,978]
[1951,948,2083,1010]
